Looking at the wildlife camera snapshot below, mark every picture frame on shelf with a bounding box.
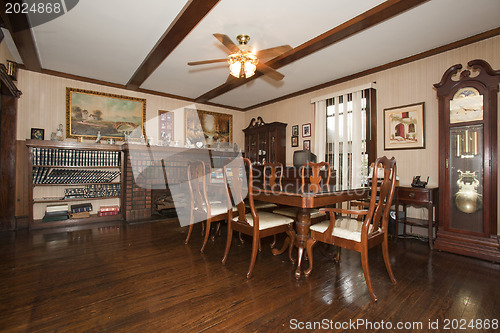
[303,139,310,150]
[31,128,44,140]
[292,124,299,136]
[302,123,311,137]
[291,136,298,147]
[158,110,174,141]
[384,102,425,150]
[66,87,146,141]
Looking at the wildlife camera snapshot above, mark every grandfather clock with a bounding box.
[433,59,500,262]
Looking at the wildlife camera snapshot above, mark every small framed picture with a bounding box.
[291,136,298,147]
[31,128,44,140]
[302,123,311,137]
[292,125,299,136]
[303,140,310,150]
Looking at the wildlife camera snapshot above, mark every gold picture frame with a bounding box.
[185,108,232,146]
[66,87,146,140]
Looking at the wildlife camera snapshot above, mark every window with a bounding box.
[325,89,373,188]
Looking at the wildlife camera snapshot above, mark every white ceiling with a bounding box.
[5,0,500,110]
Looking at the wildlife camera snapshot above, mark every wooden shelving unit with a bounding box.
[26,140,124,230]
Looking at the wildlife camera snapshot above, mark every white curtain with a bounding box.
[313,100,326,160]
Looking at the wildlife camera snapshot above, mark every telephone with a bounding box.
[411,176,429,188]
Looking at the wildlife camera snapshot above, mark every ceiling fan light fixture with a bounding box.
[228,51,258,78]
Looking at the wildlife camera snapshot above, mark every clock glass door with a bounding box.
[449,124,484,233]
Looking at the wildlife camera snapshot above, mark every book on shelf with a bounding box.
[70,211,91,219]
[98,211,120,217]
[71,202,93,213]
[33,148,120,168]
[46,204,69,213]
[99,205,120,212]
[42,211,68,222]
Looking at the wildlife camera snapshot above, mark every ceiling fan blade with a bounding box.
[187,59,228,66]
[256,63,285,81]
[213,33,240,54]
[256,45,293,59]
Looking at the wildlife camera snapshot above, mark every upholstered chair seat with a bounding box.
[310,218,379,242]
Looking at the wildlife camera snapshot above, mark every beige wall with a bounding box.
[15,70,246,147]
[246,35,500,231]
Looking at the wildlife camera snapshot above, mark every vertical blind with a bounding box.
[312,84,374,189]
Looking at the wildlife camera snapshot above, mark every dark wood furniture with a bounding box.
[0,64,22,230]
[222,157,295,278]
[395,186,439,249]
[301,161,331,193]
[243,117,286,165]
[434,59,500,262]
[263,162,283,190]
[252,180,368,279]
[305,156,397,302]
[185,160,231,253]
[26,140,124,230]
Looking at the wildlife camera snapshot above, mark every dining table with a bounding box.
[252,184,368,278]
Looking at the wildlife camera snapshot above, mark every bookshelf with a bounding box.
[26,140,124,229]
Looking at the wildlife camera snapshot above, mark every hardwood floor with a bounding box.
[0,219,499,332]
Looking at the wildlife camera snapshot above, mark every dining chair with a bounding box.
[222,157,296,278]
[245,161,282,211]
[273,161,330,223]
[185,160,232,253]
[304,156,397,302]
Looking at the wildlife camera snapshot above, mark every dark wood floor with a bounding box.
[1,219,499,332]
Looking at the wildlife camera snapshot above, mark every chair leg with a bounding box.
[304,238,317,277]
[247,235,259,279]
[382,237,397,284]
[200,219,211,253]
[270,235,277,249]
[185,215,194,244]
[335,247,341,262]
[239,232,244,244]
[360,246,377,302]
[222,221,233,265]
[287,228,296,264]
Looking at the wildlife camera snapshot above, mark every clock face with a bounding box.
[449,87,483,124]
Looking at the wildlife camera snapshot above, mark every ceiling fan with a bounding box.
[188,34,292,80]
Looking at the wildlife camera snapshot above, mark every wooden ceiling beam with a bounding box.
[0,0,42,71]
[126,0,220,90]
[195,0,430,104]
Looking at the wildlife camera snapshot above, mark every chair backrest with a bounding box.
[364,156,397,235]
[187,160,209,213]
[301,161,331,193]
[263,162,283,191]
[223,157,254,226]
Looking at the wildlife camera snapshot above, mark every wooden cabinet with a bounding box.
[395,186,439,249]
[243,118,286,165]
[26,140,124,230]
[433,59,500,262]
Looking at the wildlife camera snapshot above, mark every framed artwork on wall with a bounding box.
[185,108,232,146]
[30,128,44,140]
[292,125,299,136]
[291,136,298,147]
[384,102,425,150]
[158,110,174,140]
[303,139,310,150]
[66,87,146,141]
[302,123,311,137]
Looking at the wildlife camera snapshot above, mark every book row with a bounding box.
[65,184,121,199]
[33,167,120,184]
[33,147,120,167]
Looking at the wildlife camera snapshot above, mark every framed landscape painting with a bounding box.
[66,88,146,140]
[185,108,232,146]
[384,102,425,150]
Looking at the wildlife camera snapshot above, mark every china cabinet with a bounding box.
[243,117,286,165]
[433,59,500,262]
